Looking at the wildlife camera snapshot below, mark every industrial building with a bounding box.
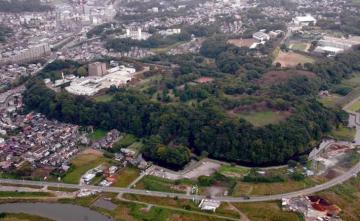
[314,36,360,55]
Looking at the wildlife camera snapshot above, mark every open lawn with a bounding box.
[274,51,314,67]
[62,149,109,184]
[233,202,302,221]
[0,213,54,221]
[328,125,356,142]
[88,128,108,141]
[236,111,290,127]
[112,167,140,188]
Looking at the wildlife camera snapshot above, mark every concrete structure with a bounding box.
[293,14,317,26]
[88,62,107,76]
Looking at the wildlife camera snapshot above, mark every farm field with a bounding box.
[62,149,109,184]
[273,51,314,67]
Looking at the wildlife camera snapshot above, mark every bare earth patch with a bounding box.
[274,51,314,67]
[228,38,257,48]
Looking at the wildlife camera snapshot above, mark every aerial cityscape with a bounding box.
[0,0,360,220]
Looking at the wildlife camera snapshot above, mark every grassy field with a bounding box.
[236,111,289,127]
[233,202,302,221]
[109,199,228,221]
[114,134,137,148]
[88,129,108,141]
[0,213,54,221]
[318,95,343,108]
[62,149,109,184]
[122,194,241,219]
[112,167,140,188]
[135,176,188,193]
[218,165,249,178]
[0,191,53,198]
[347,99,360,112]
[232,177,324,196]
[93,94,114,103]
[328,125,356,142]
[289,42,309,52]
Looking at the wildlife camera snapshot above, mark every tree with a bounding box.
[76,67,87,77]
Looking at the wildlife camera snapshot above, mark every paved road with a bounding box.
[0,160,359,203]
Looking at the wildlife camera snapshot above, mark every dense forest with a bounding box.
[23,43,360,169]
[0,0,53,12]
[23,81,340,169]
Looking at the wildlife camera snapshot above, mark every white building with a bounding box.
[158,29,181,36]
[65,66,136,96]
[199,199,221,212]
[253,31,270,41]
[293,14,317,26]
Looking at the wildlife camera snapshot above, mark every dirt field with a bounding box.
[228,38,257,48]
[257,70,317,86]
[274,51,314,67]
